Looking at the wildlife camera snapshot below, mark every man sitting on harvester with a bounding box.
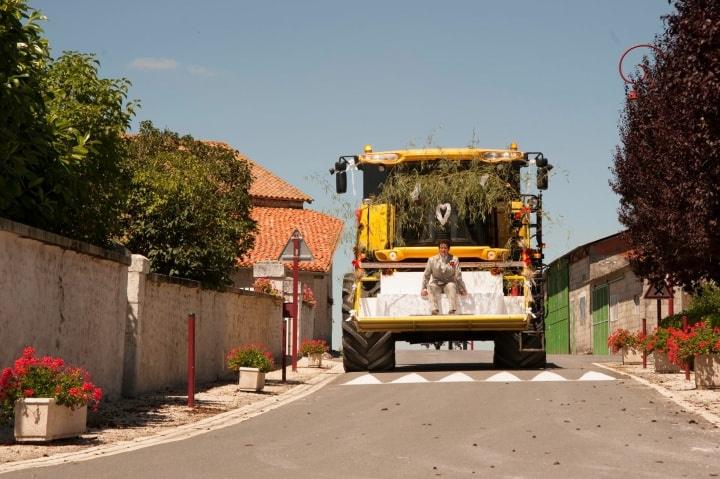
[421,239,467,315]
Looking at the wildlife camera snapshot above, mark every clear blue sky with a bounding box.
[33,0,672,344]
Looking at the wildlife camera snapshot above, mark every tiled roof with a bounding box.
[238,207,344,272]
[248,161,313,204]
[201,140,312,204]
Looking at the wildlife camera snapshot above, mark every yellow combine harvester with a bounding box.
[330,144,552,371]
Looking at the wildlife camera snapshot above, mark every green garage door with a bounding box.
[592,284,609,355]
[545,258,569,353]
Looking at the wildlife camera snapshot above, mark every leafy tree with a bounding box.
[0,0,58,223]
[1,2,134,245]
[611,0,720,288]
[122,122,256,287]
[42,52,137,245]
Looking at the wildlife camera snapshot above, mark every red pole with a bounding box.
[642,317,647,369]
[292,237,300,372]
[668,285,674,316]
[187,313,195,408]
[281,315,287,383]
[682,315,690,381]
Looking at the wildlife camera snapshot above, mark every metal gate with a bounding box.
[592,284,609,355]
[545,258,569,353]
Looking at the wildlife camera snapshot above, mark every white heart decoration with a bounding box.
[435,203,451,226]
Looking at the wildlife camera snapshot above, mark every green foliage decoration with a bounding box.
[372,160,518,242]
[122,122,256,288]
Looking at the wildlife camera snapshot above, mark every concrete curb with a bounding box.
[0,362,344,474]
[594,362,720,428]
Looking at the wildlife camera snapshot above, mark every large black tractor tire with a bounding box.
[342,320,395,372]
[340,272,395,372]
[493,332,546,370]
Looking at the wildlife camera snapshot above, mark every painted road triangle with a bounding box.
[437,372,474,383]
[391,373,428,384]
[486,372,521,382]
[578,371,616,381]
[343,374,382,385]
[531,371,567,381]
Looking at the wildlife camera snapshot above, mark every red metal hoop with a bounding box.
[618,44,661,85]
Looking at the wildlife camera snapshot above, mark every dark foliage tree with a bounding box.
[122,122,257,288]
[611,0,720,288]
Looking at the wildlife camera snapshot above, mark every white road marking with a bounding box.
[341,371,619,385]
[391,373,429,384]
[486,372,522,382]
[578,371,616,381]
[437,372,474,382]
[531,371,567,381]
[344,374,382,385]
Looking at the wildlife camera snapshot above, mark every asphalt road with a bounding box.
[4,351,720,478]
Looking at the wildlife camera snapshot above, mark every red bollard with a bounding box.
[642,318,647,369]
[682,315,690,381]
[188,313,196,408]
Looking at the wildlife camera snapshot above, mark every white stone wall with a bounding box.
[124,260,284,396]
[0,220,129,399]
[1,219,291,399]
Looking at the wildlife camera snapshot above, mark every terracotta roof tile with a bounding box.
[201,140,312,204]
[248,161,313,204]
[238,207,344,272]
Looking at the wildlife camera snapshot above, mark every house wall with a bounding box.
[568,256,591,354]
[0,219,129,399]
[561,234,692,355]
[233,267,333,346]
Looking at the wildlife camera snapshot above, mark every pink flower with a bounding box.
[22,389,34,397]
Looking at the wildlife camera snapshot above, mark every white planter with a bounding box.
[694,354,720,390]
[238,367,265,392]
[621,346,643,365]
[307,353,323,368]
[653,350,680,373]
[14,398,87,442]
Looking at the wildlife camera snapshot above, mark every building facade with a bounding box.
[545,232,689,355]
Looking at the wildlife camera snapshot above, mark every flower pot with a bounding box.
[238,367,265,392]
[694,354,720,390]
[308,352,323,368]
[622,346,643,365]
[14,398,87,442]
[653,350,680,373]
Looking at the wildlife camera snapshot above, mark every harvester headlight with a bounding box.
[389,251,398,261]
[361,153,400,163]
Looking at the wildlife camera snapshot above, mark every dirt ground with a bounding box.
[0,357,343,465]
[1,357,718,466]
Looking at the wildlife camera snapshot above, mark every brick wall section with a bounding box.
[0,219,129,399]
